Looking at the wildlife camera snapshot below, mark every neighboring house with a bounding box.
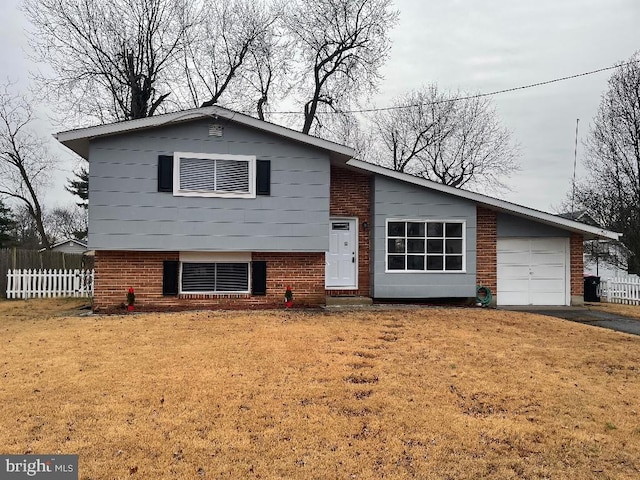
[54,106,620,311]
[558,211,629,279]
[557,210,598,226]
[583,240,629,279]
[39,239,88,255]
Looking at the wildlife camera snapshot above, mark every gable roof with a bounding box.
[347,159,621,241]
[54,105,356,163]
[557,210,600,227]
[38,239,88,252]
[54,105,620,242]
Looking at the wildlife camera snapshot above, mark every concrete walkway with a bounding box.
[499,306,640,336]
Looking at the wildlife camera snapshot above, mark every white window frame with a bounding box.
[173,152,256,198]
[178,252,251,294]
[385,219,466,273]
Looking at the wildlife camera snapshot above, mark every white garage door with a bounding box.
[497,237,569,306]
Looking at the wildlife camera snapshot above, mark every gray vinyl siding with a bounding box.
[497,213,570,238]
[372,176,477,298]
[88,119,330,251]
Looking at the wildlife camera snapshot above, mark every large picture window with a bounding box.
[386,220,465,272]
[173,152,256,198]
[181,262,250,293]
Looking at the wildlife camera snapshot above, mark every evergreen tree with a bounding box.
[0,200,17,247]
[66,166,89,209]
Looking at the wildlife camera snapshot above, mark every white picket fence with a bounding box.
[6,269,94,299]
[600,276,640,305]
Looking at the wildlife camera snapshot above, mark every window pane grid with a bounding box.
[387,221,464,272]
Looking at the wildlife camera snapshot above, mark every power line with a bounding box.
[266,60,638,115]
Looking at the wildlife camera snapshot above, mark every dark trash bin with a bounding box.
[584,276,600,302]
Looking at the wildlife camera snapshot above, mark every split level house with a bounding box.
[55,106,620,311]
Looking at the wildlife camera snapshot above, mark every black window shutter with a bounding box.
[158,155,173,192]
[252,261,267,296]
[163,260,179,296]
[256,160,271,196]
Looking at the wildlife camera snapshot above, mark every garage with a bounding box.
[497,237,569,306]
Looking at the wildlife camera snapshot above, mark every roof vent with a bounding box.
[208,124,223,137]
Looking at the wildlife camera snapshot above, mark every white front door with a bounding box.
[497,237,569,306]
[326,218,357,289]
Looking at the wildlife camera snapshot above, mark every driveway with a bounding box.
[499,306,640,336]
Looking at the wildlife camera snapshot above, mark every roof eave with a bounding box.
[54,105,356,160]
[347,159,622,242]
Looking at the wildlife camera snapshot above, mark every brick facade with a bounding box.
[476,206,497,295]
[94,250,325,312]
[327,166,371,297]
[253,252,326,306]
[94,251,179,310]
[570,232,584,303]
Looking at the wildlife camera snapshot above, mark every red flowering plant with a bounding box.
[127,287,135,307]
[284,285,293,307]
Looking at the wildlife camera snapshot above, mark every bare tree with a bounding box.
[372,86,456,173]
[0,85,54,248]
[372,86,520,192]
[284,0,398,134]
[570,52,640,273]
[239,18,294,121]
[10,205,42,249]
[24,0,194,123]
[583,239,629,274]
[179,0,278,110]
[245,39,280,121]
[46,205,88,243]
[25,0,399,134]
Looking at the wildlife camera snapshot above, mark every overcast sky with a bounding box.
[0,0,638,213]
[377,0,639,211]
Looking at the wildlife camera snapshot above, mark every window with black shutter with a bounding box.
[252,261,267,295]
[158,155,173,192]
[173,152,256,198]
[256,160,271,196]
[162,260,179,295]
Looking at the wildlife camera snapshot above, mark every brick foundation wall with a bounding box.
[570,233,584,299]
[327,166,371,297]
[94,250,325,312]
[253,252,326,305]
[476,206,497,294]
[94,251,178,310]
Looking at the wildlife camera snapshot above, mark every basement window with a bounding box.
[174,152,256,198]
[386,220,465,272]
[180,262,250,294]
[179,252,252,294]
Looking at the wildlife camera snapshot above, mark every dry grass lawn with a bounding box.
[1,299,640,479]
[587,302,640,320]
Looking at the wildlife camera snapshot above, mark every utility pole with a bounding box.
[571,118,579,217]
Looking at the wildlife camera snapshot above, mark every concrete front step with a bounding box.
[326,296,373,306]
